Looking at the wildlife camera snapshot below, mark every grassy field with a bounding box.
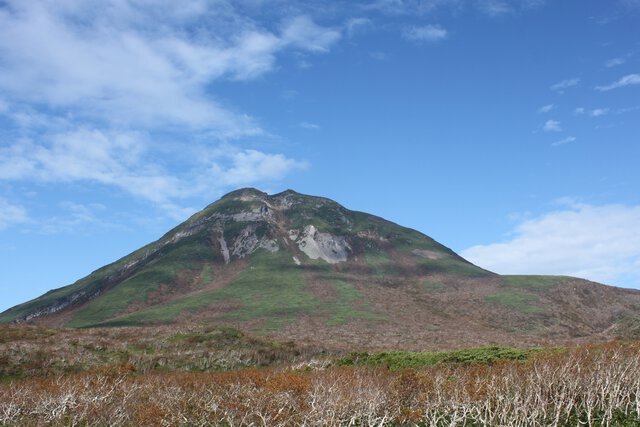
[484,289,544,313]
[502,274,569,289]
[324,279,385,326]
[1,325,639,426]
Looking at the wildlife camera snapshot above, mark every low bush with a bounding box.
[338,346,537,370]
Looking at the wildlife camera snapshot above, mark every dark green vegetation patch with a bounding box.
[338,346,539,371]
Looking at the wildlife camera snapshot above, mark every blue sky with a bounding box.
[1,0,639,312]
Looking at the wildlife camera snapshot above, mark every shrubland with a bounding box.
[1,326,639,426]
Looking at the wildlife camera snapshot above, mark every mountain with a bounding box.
[2,188,639,350]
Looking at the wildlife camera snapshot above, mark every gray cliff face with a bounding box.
[292,225,351,264]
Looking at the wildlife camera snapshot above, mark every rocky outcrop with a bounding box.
[231,225,279,259]
[290,225,351,264]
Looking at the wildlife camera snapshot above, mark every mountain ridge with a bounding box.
[2,188,639,350]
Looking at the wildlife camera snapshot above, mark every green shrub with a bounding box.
[338,346,538,371]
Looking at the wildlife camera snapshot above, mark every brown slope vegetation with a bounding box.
[1,327,640,426]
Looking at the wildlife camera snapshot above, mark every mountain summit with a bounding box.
[2,189,639,349]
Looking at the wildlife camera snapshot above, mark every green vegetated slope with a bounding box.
[96,250,383,331]
[69,234,216,327]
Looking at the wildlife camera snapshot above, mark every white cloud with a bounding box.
[605,56,627,68]
[0,1,340,135]
[0,0,326,219]
[543,119,561,132]
[363,0,542,15]
[36,202,113,234]
[551,136,576,147]
[299,121,321,130]
[476,0,512,16]
[281,15,341,53]
[462,202,640,287]
[403,25,448,42]
[0,198,29,230]
[0,129,180,203]
[218,150,308,186]
[476,0,544,15]
[551,78,580,92]
[0,129,307,215]
[345,17,372,36]
[596,74,640,91]
[363,0,461,15]
[537,104,555,113]
[575,107,612,117]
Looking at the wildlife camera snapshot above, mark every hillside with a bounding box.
[2,188,639,350]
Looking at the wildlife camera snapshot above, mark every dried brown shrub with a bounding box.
[1,334,640,426]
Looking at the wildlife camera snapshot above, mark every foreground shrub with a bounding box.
[1,341,639,426]
[337,346,537,370]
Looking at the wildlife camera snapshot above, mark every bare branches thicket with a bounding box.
[1,342,639,426]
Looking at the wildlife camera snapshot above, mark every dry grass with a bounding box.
[1,333,639,426]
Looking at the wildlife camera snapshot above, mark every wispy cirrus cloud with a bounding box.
[402,25,448,42]
[462,201,640,287]
[596,74,640,91]
[345,17,372,36]
[551,78,580,93]
[543,119,561,132]
[476,0,511,16]
[299,121,321,130]
[0,198,29,230]
[551,136,576,147]
[605,56,628,68]
[478,0,545,15]
[363,0,543,16]
[537,104,555,113]
[35,202,117,235]
[363,0,461,15]
[575,106,634,117]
